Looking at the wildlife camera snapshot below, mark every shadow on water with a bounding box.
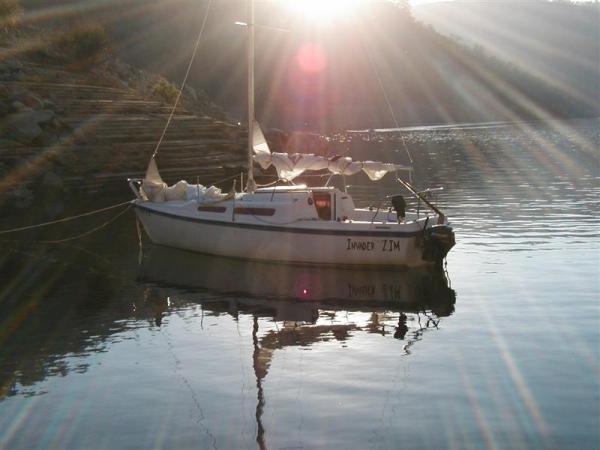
[0,240,137,398]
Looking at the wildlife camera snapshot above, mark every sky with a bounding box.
[410,0,449,4]
[410,0,595,4]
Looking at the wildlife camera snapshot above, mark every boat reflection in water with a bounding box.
[139,245,456,449]
[139,244,456,317]
[138,244,456,342]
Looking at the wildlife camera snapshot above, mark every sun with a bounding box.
[285,0,364,23]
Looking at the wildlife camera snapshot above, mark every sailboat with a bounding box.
[129,1,455,268]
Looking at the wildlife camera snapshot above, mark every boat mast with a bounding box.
[246,0,257,192]
[252,315,266,450]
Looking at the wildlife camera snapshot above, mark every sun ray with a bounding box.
[284,0,365,23]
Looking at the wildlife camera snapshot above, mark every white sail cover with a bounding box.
[251,121,412,181]
[142,158,228,202]
[254,152,412,181]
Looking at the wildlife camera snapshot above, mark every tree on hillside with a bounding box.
[392,0,412,13]
[0,0,22,28]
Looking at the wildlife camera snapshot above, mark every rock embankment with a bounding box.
[0,53,246,209]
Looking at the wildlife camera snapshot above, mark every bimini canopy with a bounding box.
[252,121,412,181]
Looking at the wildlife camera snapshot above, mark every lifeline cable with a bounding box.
[204,171,242,188]
[255,179,280,188]
[150,0,213,161]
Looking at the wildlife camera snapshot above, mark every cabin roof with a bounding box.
[254,185,337,194]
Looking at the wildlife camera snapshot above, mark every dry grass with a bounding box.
[55,23,109,64]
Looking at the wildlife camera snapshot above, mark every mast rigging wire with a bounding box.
[361,30,414,165]
[150,0,213,161]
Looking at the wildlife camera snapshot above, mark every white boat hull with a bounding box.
[135,202,439,268]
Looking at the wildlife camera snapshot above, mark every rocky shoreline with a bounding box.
[0,28,247,213]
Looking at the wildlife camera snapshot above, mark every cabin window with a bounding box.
[198,206,226,213]
[312,192,332,221]
[234,207,276,216]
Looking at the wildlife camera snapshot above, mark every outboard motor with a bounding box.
[391,195,406,221]
[422,225,456,263]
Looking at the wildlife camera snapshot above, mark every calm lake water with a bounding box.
[1,119,598,450]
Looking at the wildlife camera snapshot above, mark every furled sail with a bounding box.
[252,121,271,155]
[142,158,199,202]
[145,157,163,184]
[141,158,168,201]
[254,152,412,181]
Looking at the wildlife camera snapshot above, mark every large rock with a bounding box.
[10,186,34,209]
[113,59,134,80]
[184,84,198,102]
[35,131,58,147]
[42,99,55,110]
[4,110,55,142]
[198,89,210,105]
[19,93,44,110]
[0,138,23,148]
[42,171,63,188]
[23,109,54,123]
[6,59,23,71]
[10,101,28,112]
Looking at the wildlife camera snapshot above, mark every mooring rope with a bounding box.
[33,204,133,244]
[0,200,133,236]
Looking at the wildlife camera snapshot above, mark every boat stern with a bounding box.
[422,224,455,263]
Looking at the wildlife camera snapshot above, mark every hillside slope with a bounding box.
[18,0,598,132]
[0,29,246,211]
[413,0,600,107]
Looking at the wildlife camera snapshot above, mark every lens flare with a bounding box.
[296,43,327,73]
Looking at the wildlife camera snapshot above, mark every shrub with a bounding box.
[0,0,22,27]
[56,23,109,63]
[151,77,179,104]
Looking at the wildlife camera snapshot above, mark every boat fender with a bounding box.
[307,197,313,205]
